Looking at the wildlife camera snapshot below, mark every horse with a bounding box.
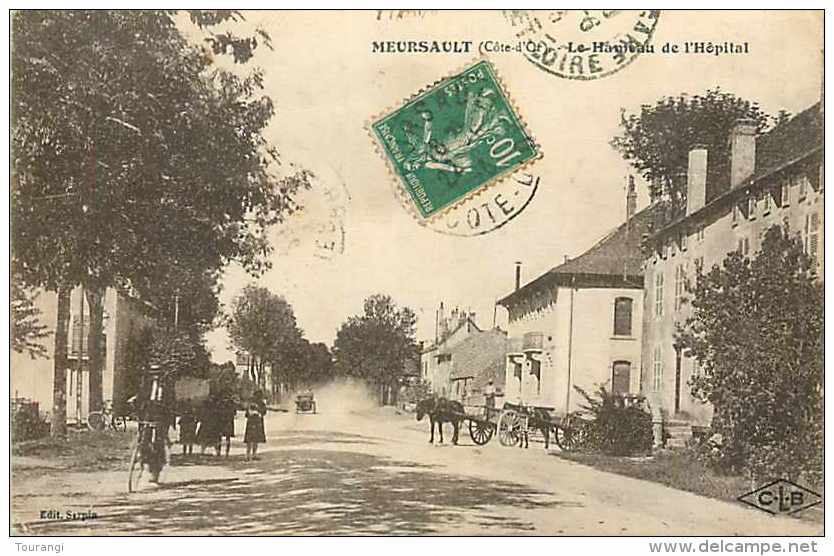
[415,397,464,445]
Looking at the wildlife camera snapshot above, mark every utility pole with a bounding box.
[173,289,180,332]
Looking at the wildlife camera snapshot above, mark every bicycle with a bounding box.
[127,420,171,492]
[87,400,127,432]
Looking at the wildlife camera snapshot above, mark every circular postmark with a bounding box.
[417,170,540,237]
[505,10,660,81]
[274,158,350,260]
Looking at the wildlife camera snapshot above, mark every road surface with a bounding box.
[12,402,822,535]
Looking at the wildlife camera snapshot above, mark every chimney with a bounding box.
[686,146,708,215]
[514,261,522,291]
[730,119,757,189]
[626,175,637,223]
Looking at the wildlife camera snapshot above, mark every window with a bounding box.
[680,231,688,251]
[695,256,705,273]
[763,190,773,214]
[652,345,663,392]
[737,237,750,256]
[691,357,701,378]
[613,297,633,336]
[781,179,791,206]
[674,264,687,311]
[697,225,705,242]
[437,353,451,364]
[654,272,664,318]
[798,174,809,200]
[732,204,739,226]
[748,194,757,219]
[805,212,820,260]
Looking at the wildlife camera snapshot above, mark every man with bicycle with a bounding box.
[135,366,173,484]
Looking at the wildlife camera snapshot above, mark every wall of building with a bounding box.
[641,161,823,426]
[505,285,643,415]
[11,286,155,421]
[420,321,478,395]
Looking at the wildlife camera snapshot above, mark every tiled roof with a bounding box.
[498,207,651,306]
[448,329,507,389]
[551,207,653,277]
[753,103,822,180]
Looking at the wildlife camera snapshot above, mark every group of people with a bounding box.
[177,390,267,461]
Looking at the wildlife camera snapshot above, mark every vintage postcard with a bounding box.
[9,9,825,540]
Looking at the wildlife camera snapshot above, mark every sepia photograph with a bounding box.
[8,8,825,540]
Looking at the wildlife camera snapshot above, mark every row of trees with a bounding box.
[12,10,311,436]
[226,287,419,405]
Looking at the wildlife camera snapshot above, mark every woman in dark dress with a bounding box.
[219,399,236,457]
[244,391,267,461]
[196,399,221,456]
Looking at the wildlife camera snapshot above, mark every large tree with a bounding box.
[611,89,781,214]
[677,225,822,484]
[333,294,418,405]
[12,11,309,435]
[227,285,303,390]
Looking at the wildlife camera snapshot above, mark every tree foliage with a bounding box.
[11,10,310,432]
[149,329,210,380]
[333,294,418,402]
[11,270,50,359]
[227,284,303,387]
[677,226,822,484]
[611,89,777,211]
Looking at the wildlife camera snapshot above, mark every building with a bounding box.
[641,103,823,428]
[11,286,156,424]
[447,328,508,404]
[420,303,480,395]
[497,182,649,415]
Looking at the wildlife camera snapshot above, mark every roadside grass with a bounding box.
[12,428,136,472]
[556,450,823,524]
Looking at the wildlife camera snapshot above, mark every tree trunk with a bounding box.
[85,286,105,413]
[51,286,72,438]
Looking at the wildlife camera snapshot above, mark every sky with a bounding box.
[200,10,822,362]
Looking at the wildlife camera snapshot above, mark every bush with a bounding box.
[574,385,653,456]
[679,226,823,484]
[12,402,49,442]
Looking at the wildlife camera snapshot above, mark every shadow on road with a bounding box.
[21,430,581,535]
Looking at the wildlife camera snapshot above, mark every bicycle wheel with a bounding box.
[127,428,145,493]
[111,415,127,432]
[87,411,105,432]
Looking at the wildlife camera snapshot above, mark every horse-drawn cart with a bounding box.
[458,402,588,451]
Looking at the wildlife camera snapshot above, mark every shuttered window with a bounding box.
[653,346,663,392]
[613,297,633,336]
[654,272,664,318]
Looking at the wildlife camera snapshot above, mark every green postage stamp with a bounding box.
[371,60,541,219]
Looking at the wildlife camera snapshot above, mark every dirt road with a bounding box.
[11,404,822,536]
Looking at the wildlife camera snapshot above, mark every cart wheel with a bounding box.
[112,416,127,432]
[127,429,144,493]
[497,409,521,447]
[555,414,588,452]
[87,411,105,432]
[469,419,494,445]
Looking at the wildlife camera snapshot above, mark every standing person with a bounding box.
[178,406,197,455]
[484,379,496,410]
[197,398,221,456]
[244,390,267,461]
[219,398,236,458]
